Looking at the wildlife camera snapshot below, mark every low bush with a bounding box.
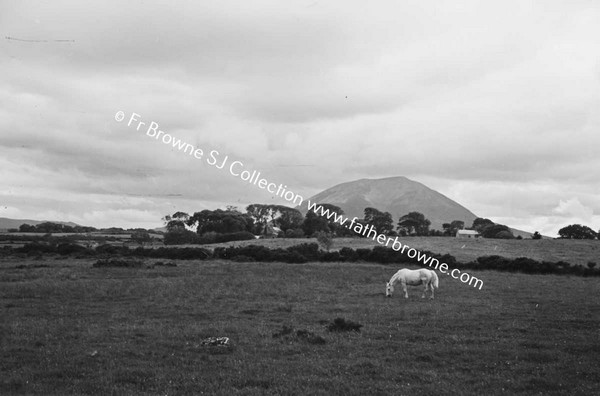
[96,244,129,256]
[320,251,342,262]
[215,231,256,243]
[56,243,90,256]
[93,259,146,268]
[284,228,305,238]
[339,247,358,261]
[136,247,211,260]
[326,318,362,333]
[18,243,54,255]
[272,325,326,345]
[287,243,320,261]
[163,229,201,245]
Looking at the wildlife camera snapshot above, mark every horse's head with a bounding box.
[385,282,394,297]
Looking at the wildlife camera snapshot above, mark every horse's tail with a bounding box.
[431,270,439,289]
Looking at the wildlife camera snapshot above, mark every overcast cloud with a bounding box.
[1,0,599,236]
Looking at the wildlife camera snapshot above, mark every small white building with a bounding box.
[456,229,480,239]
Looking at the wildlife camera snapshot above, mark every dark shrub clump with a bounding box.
[327,318,362,333]
[93,259,146,268]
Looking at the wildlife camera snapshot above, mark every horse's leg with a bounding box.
[402,281,408,299]
[422,281,427,298]
[430,281,435,299]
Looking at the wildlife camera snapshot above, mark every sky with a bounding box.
[1,0,599,237]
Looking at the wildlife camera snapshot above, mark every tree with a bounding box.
[302,204,348,236]
[442,220,464,236]
[163,229,201,245]
[73,225,97,233]
[471,218,495,233]
[532,231,542,240]
[188,209,254,235]
[163,211,190,232]
[470,218,514,239]
[303,209,331,236]
[273,206,304,232]
[558,224,597,240]
[19,224,36,232]
[480,224,514,239]
[397,212,431,236]
[363,207,394,235]
[320,204,346,236]
[303,204,345,237]
[246,204,278,235]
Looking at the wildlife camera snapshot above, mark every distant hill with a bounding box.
[0,217,81,231]
[297,176,539,237]
[297,176,479,231]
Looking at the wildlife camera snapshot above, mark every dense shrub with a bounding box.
[476,255,510,269]
[18,243,55,255]
[339,247,358,262]
[163,229,201,245]
[284,228,305,238]
[93,259,145,268]
[56,243,90,256]
[137,247,211,260]
[197,231,219,244]
[512,257,546,273]
[437,253,457,268]
[196,231,256,244]
[268,249,308,264]
[272,326,326,345]
[366,246,397,264]
[327,318,362,333]
[215,231,256,243]
[214,245,272,261]
[320,251,342,262]
[287,243,320,261]
[95,244,129,256]
[7,239,600,277]
[495,230,515,239]
[285,251,309,264]
[355,248,372,261]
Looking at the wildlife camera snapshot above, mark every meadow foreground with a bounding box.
[1,258,599,395]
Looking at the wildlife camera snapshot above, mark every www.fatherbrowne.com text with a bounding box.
[116,111,484,290]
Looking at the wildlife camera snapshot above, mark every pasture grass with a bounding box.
[1,257,599,395]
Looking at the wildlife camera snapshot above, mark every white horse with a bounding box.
[385,268,439,299]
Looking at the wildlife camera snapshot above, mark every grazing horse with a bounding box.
[385,268,439,299]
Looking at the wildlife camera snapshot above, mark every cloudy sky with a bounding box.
[1,0,599,236]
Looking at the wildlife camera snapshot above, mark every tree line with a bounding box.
[161,204,553,244]
[10,206,598,242]
[17,222,97,234]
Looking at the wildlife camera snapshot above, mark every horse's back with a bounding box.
[396,268,436,285]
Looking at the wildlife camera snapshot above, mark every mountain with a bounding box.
[0,217,81,231]
[297,176,478,231]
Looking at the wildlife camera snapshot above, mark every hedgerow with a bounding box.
[9,242,600,276]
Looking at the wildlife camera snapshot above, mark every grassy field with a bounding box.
[1,257,599,395]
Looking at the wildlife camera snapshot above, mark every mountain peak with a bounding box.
[298,176,478,230]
